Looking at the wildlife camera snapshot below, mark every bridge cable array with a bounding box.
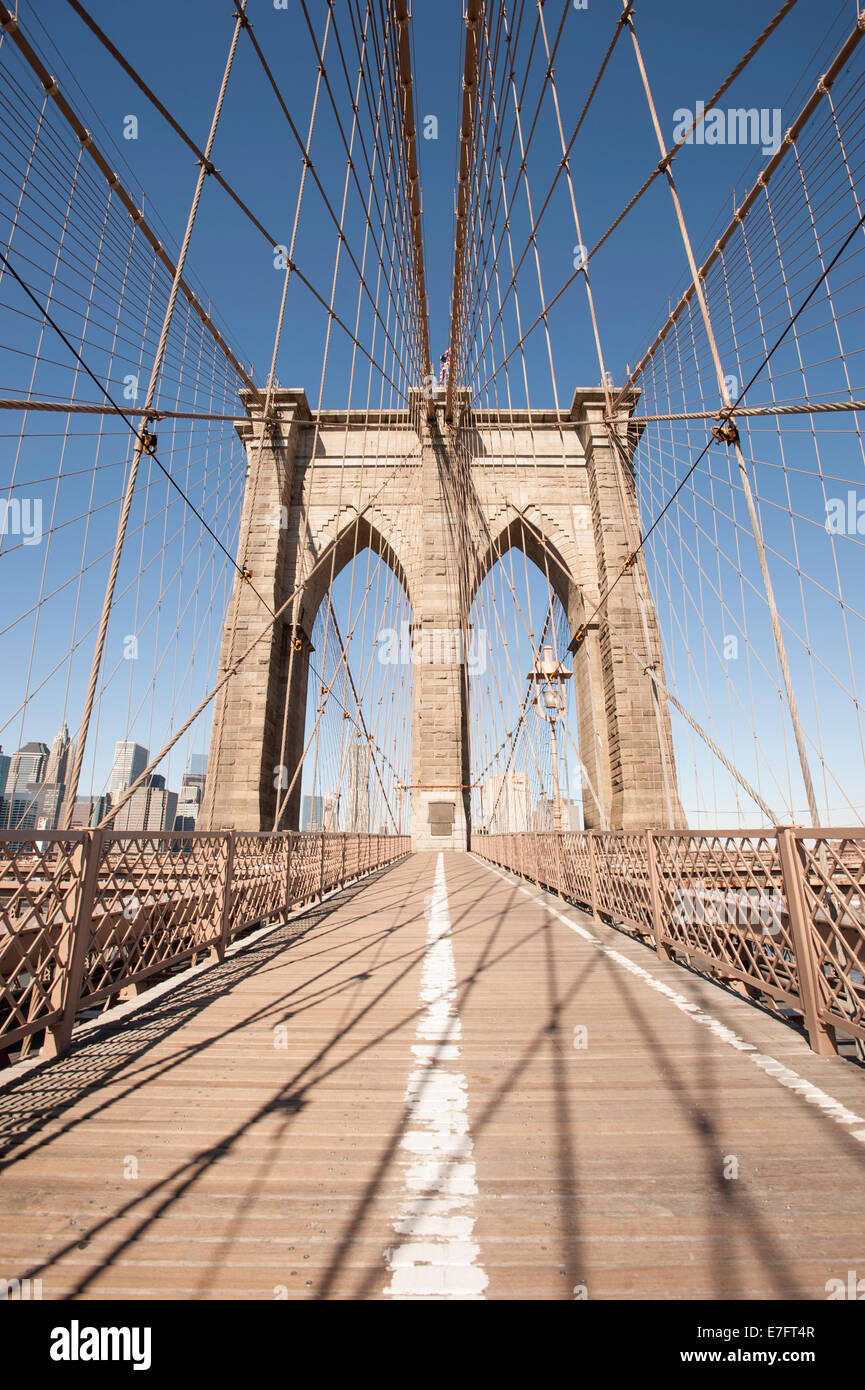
[0,0,864,840]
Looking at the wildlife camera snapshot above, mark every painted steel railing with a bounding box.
[0,830,409,1060]
[474,829,865,1057]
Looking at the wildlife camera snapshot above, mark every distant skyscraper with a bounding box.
[36,724,74,830]
[302,794,324,831]
[484,770,531,833]
[532,796,580,832]
[110,742,148,799]
[112,775,177,832]
[0,747,10,798]
[346,741,370,832]
[174,780,203,832]
[322,792,338,830]
[69,794,110,829]
[181,758,207,799]
[36,782,65,831]
[8,741,48,796]
[44,724,71,787]
[2,742,48,829]
[0,796,38,832]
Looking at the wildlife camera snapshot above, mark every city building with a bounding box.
[34,724,75,830]
[109,742,148,799]
[173,754,208,831]
[35,781,65,831]
[186,752,208,779]
[8,741,48,796]
[534,796,581,832]
[174,784,202,832]
[0,794,38,832]
[1,742,49,831]
[69,795,110,829]
[345,741,370,832]
[302,794,324,831]
[111,774,177,832]
[484,770,532,833]
[181,756,207,797]
[44,724,71,787]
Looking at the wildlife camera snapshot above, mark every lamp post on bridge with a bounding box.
[527,644,572,834]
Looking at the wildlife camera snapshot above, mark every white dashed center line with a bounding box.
[384,853,488,1299]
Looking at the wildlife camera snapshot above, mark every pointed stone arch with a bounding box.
[470,511,584,621]
[467,511,609,829]
[293,509,415,640]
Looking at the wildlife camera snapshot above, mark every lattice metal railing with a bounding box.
[790,831,865,1046]
[0,830,409,1059]
[474,828,865,1057]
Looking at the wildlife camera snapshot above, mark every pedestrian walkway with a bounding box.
[1,851,864,1300]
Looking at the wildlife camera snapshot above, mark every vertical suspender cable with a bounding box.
[61,0,249,826]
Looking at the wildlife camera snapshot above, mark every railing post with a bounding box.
[319,834,326,900]
[284,832,293,917]
[646,829,671,962]
[588,830,598,922]
[212,830,236,964]
[44,829,103,1057]
[777,826,837,1056]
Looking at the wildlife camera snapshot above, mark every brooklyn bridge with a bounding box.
[0,0,864,1304]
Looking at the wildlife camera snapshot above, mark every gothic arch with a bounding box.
[469,512,587,632]
[292,511,415,638]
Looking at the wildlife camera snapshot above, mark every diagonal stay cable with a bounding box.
[567,201,865,655]
[1,246,414,793]
[0,245,275,612]
[59,0,410,400]
[469,0,804,399]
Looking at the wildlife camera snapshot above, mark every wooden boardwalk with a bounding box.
[1,849,864,1300]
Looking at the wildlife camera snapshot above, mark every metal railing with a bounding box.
[0,830,410,1060]
[474,829,865,1057]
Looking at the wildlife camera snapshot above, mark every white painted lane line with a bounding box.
[384,853,488,1300]
[474,855,865,1144]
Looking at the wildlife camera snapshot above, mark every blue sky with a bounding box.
[9,0,855,389]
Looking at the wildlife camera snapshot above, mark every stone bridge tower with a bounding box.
[198,386,685,847]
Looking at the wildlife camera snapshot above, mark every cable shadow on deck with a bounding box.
[0,861,414,1167]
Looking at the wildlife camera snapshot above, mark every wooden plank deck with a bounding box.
[0,849,864,1300]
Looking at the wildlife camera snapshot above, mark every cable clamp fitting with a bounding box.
[140,425,158,455]
[711,419,740,447]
